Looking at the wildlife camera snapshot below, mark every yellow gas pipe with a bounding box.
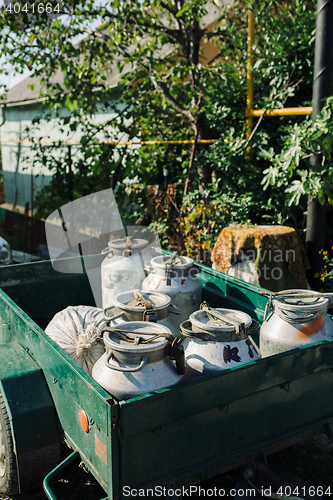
[246,9,312,136]
[246,9,255,136]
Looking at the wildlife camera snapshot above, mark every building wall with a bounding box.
[1,103,51,208]
[0,101,128,209]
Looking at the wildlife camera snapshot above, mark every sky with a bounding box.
[0,0,32,89]
[0,65,32,91]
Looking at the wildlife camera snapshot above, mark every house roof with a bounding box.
[3,68,63,106]
[3,1,231,107]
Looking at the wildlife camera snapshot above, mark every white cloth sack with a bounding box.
[45,305,107,375]
[227,258,260,286]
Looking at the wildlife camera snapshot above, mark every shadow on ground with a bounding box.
[1,435,332,500]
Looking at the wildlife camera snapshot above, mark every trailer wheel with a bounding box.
[0,391,19,496]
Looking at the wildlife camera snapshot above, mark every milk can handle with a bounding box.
[168,303,182,315]
[144,263,154,273]
[191,264,201,275]
[324,293,333,308]
[104,307,126,323]
[101,247,114,256]
[105,353,148,372]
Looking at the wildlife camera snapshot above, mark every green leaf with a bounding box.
[322,135,333,157]
[261,166,279,189]
[285,180,305,206]
[176,8,185,17]
[65,96,78,111]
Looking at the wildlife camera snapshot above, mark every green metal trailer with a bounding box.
[0,258,332,499]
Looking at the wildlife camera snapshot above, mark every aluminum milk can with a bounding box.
[91,321,185,400]
[104,290,181,337]
[101,237,152,309]
[142,253,202,328]
[180,303,261,379]
[260,290,333,357]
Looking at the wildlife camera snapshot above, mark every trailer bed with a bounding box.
[0,259,332,499]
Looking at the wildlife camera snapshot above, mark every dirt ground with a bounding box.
[1,434,333,500]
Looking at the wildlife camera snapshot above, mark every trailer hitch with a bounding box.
[43,451,108,500]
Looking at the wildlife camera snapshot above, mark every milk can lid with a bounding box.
[272,289,329,312]
[103,321,171,353]
[190,308,252,333]
[113,290,171,311]
[108,238,149,251]
[150,254,193,269]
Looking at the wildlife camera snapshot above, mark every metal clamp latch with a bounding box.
[167,339,185,375]
[164,251,178,286]
[143,309,157,322]
[132,289,157,322]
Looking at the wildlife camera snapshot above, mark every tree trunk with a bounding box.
[306,0,333,288]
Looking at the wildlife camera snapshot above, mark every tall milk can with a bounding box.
[142,253,202,327]
[260,290,333,357]
[101,237,152,310]
[180,303,261,379]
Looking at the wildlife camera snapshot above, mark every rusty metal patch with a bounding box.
[95,434,107,464]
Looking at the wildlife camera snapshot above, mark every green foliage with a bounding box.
[178,186,254,262]
[263,97,333,207]
[318,249,333,292]
[0,0,319,253]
